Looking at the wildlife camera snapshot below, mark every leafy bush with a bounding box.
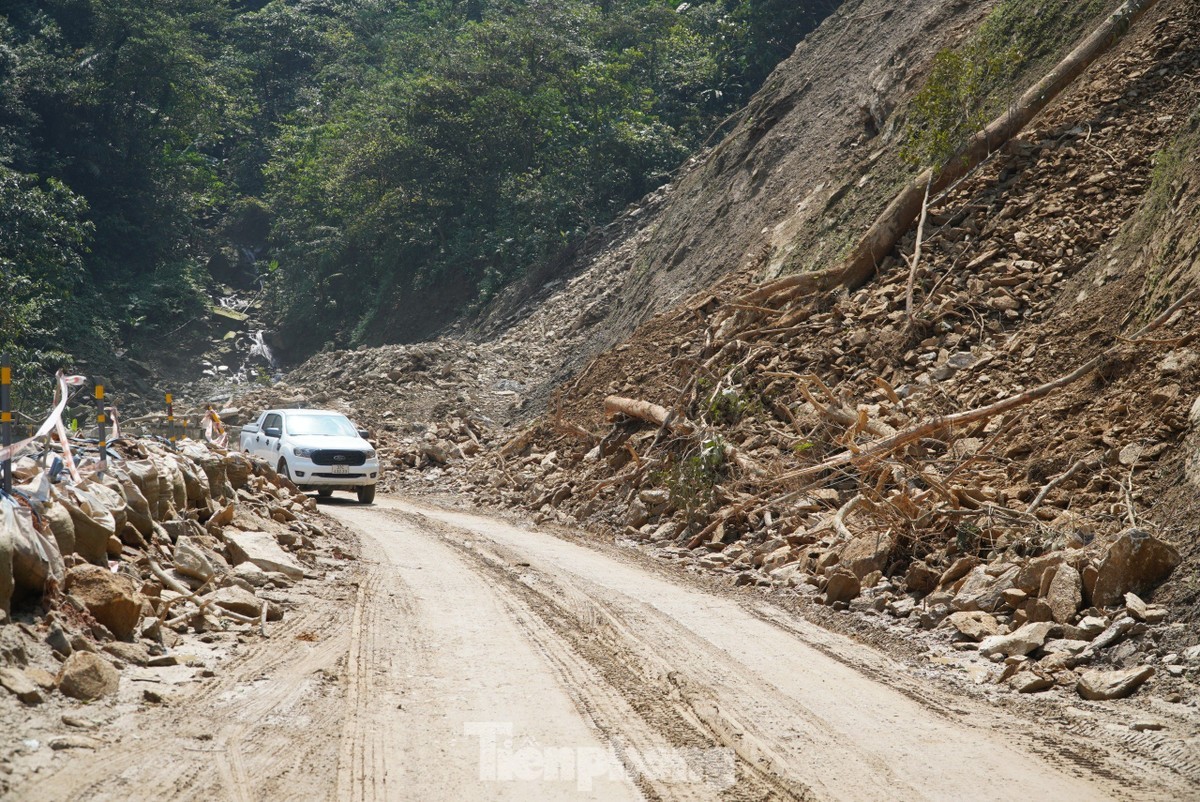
[901,0,1109,167]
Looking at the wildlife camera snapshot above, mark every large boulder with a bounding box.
[1015,553,1063,595]
[65,565,144,640]
[223,531,304,579]
[839,531,895,579]
[904,561,940,594]
[947,611,999,641]
[952,565,1019,612]
[978,621,1055,658]
[1092,529,1180,607]
[824,570,861,604]
[173,537,217,582]
[57,652,119,701]
[1077,666,1154,701]
[1044,563,1082,624]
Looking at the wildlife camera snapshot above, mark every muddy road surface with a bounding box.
[18,497,1142,800]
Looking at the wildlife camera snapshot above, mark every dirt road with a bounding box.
[18,496,1137,800]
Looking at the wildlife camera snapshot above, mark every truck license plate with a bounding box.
[331,465,349,475]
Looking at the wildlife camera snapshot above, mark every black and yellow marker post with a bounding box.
[166,392,175,444]
[95,382,107,479]
[1,353,11,494]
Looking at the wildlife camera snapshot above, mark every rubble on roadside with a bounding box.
[341,11,1200,704]
[0,435,337,715]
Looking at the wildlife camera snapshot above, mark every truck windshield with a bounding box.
[285,414,358,437]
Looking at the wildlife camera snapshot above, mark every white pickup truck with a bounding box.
[240,409,380,503]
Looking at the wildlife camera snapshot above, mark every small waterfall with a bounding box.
[249,330,277,369]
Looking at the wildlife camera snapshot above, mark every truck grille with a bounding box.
[311,449,367,466]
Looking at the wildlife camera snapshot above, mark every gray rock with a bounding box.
[1009,673,1054,694]
[0,667,43,704]
[207,586,282,621]
[947,611,999,641]
[1092,529,1180,607]
[1077,666,1154,701]
[887,596,917,618]
[979,622,1055,657]
[825,570,861,604]
[57,652,120,701]
[223,530,304,579]
[1045,564,1082,624]
[64,565,144,641]
[952,565,1018,612]
[1041,639,1090,656]
[173,536,216,582]
[1074,616,1108,640]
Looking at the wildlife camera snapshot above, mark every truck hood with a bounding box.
[288,434,373,452]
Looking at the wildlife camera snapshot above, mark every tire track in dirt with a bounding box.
[16,584,354,802]
[325,504,648,800]
[372,496,1124,801]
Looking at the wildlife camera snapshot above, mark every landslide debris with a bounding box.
[378,0,1200,705]
[213,0,1200,711]
[0,433,352,794]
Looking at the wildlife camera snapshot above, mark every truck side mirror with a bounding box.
[357,429,370,440]
[264,426,282,438]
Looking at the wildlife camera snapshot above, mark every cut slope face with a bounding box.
[459,0,996,408]
[229,0,994,433]
[429,0,1200,745]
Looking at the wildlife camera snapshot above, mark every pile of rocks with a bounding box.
[0,437,329,707]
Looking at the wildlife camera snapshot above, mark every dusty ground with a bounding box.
[8,495,1197,801]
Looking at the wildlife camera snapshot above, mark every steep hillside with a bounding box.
[223,0,1200,731]
[222,0,995,433]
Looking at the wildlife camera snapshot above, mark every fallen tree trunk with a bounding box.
[775,287,1197,486]
[603,396,693,435]
[743,0,1161,308]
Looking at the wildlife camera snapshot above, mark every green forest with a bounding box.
[0,0,840,390]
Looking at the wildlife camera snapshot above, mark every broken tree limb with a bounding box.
[148,558,191,596]
[740,0,1161,309]
[1027,455,1096,514]
[604,395,766,476]
[604,396,694,435]
[904,176,933,326]
[774,286,1197,486]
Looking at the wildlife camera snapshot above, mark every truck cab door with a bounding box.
[261,413,283,459]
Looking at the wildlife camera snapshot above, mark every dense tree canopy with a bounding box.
[0,0,841,373]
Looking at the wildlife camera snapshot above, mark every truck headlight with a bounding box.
[293,447,316,458]
[365,449,377,459]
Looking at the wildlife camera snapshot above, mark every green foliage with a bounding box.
[0,165,90,406]
[665,435,727,527]
[263,0,845,350]
[901,0,1109,167]
[0,0,846,371]
[705,384,753,424]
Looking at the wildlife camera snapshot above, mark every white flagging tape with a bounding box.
[109,407,121,440]
[53,373,85,485]
[202,409,228,448]
[0,372,87,471]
